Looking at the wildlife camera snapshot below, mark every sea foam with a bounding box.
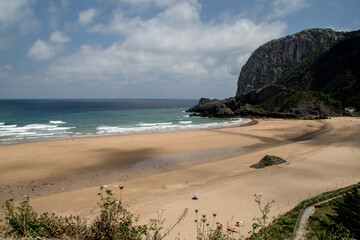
[179,121,192,124]
[0,123,76,142]
[49,120,66,124]
[96,118,250,135]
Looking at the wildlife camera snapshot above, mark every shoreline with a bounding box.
[0,119,256,204]
[0,117,252,147]
[1,117,359,238]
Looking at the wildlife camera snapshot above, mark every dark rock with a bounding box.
[186,99,234,118]
[236,29,342,96]
[250,155,287,169]
[236,85,288,105]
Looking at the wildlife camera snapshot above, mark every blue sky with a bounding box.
[0,0,359,99]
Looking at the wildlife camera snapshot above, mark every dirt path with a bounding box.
[293,197,340,240]
[293,205,316,240]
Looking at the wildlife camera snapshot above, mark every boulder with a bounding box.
[250,155,287,169]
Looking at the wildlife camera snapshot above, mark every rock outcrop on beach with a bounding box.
[188,28,360,119]
[186,98,235,118]
[236,28,342,96]
[187,84,338,119]
[250,155,287,169]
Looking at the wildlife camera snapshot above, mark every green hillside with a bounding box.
[277,31,360,110]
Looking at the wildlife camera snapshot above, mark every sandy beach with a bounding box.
[1,117,359,238]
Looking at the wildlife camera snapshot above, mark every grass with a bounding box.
[305,200,338,239]
[306,187,360,239]
[246,182,360,240]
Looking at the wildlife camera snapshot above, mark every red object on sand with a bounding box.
[227,227,238,232]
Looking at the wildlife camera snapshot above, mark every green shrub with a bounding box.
[1,195,88,239]
[0,186,187,240]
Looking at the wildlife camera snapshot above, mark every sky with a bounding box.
[0,0,359,99]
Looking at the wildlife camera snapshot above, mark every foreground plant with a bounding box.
[89,185,147,239]
[253,193,275,228]
[1,195,87,239]
[194,210,244,240]
[0,186,187,240]
[248,193,275,238]
[147,207,188,240]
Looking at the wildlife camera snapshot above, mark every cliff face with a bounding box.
[236,28,342,96]
[188,28,359,119]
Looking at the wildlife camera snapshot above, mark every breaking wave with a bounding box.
[49,120,66,124]
[96,118,250,135]
[0,122,75,144]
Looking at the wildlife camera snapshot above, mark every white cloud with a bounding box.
[0,36,12,50]
[203,57,218,67]
[50,31,70,44]
[117,0,196,8]
[268,0,310,19]
[0,64,13,78]
[0,0,39,32]
[28,39,57,61]
[50,1,286,97]
[78,8,97,25]
[28,31,71,61]
[0,0,28,27]
[61,0,69,9]
[4,64,13,71]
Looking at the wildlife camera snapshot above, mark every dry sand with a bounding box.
[0,117,359,239]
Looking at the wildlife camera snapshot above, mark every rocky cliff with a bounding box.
[236,28,342,95]
[188,28,359,119]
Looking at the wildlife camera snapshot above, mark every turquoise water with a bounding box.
[0,99,249,144]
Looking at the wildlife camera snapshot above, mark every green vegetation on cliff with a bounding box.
[278,90,341,113]
[277,30,360,110]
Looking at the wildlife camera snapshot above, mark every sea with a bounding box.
[0,99,250,145]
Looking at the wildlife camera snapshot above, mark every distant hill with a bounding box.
[188,28,360,119]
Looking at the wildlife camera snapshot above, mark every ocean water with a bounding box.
[0,99,250,145]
